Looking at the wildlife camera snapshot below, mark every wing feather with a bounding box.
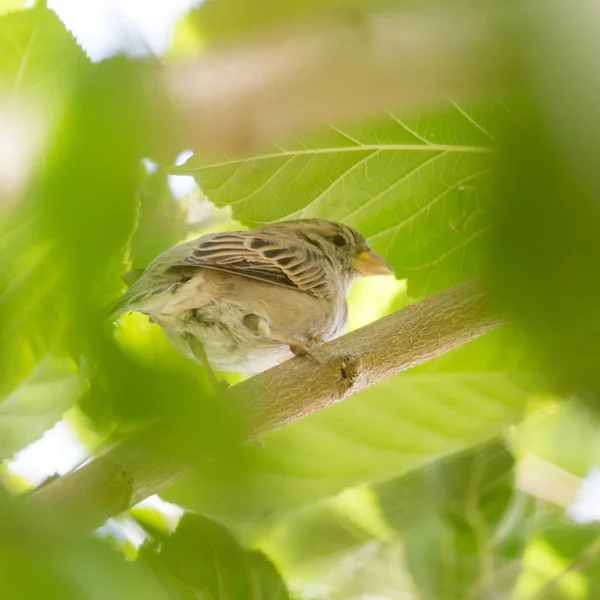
[173,231,333,298]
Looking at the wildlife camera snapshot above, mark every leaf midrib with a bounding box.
[175,143,494,173]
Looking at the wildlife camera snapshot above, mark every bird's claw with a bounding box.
[288,341,321,364]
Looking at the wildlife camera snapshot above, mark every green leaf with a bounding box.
[0,223,69,397]
[0,489,173,600]
[129,168,189,269]
[182,102,509,294]
[511,401,600,478]
[254,442,532,600]
[0,5,87,100]
[0,0,27,17]
[0,357,84,460]
[379,441,533,600]
[0,5,87,396]
[514,508,600,599]
[0,4,89,392]
[187,0,360,44]
[140,513,290,600]
[491,106,600,402]
[256,485,391,584]
[164,331,533,520]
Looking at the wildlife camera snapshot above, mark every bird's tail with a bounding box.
[102,291,134,322]
[102,269,146,322]
[102,281,179,323]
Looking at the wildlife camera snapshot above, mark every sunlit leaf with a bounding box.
[0,1,26,17]
[0,4,87,102]
[182,102,510,294]
[514,509,600,600]
[0,5,88,397]
[0,358,84,460]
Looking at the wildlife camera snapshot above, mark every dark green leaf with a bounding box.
[141,513,290,600]
[489,4,600,404]
[379,441,533,600]
[0,487,172,600]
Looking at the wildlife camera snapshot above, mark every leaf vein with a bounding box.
[179,144,493,173]
[343,151,447,223]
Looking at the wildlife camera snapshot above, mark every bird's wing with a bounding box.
[173,231,334,298]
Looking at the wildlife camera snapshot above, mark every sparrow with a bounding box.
[107,219,393,382]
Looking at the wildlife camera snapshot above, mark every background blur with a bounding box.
[2,0,600,598]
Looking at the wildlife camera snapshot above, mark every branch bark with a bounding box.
[162,5,514,155]
[29,279,504,530]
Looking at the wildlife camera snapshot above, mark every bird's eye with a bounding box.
[330,234,347,247]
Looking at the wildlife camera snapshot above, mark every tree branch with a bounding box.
[163,5,514,155]
[28,279,504,530]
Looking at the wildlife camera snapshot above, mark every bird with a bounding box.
[107,219,394,385]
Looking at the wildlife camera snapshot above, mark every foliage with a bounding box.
[1,1,600,599]
[180,104,503,296]
[139,513,290,599]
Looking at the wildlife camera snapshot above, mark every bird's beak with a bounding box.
[354,250,394,276]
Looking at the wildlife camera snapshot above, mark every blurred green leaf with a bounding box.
[0,488,173,600]
[164,331,534,520]
[255,441,532,600]
[0,5,89,436]
[40,60,142,314]
[183,102,509,294]
[255,484,393,586]
[514,509,600,599]
[491,108,600,403]
[511,401,600,479]
[489,3,600,404]
[0,1,26,16]
[0,220,70,396]
[379,441,533,600]
[128,168,189,269]
[35,51,183,432]
[258,492,378,574]
[187,0,362,44]
[140,513,290,600]
[79,338,246,467]
[0,357,84,460]
[0,4,87,103]
[17,27,245,466]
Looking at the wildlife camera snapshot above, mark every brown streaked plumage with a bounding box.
[107,219,393,378]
